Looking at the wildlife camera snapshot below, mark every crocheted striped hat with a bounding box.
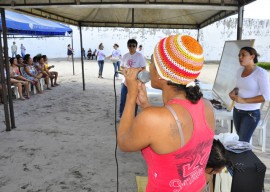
[153,34,204,85]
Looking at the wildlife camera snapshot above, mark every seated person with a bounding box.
[21,54,43,94]
[16,55,26,75]
[87,48,92,60]
[36,55,53,90]
[42,55,59,86]
[10,57,30,99]
[15,54,25,68]
[202,139,232,192]
[3,63,26,100]
[92,49,97,60]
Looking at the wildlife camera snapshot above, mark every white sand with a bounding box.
[0,59,269,192]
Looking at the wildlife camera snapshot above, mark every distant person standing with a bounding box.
[11,42,17,57]
[138,44,148,60]
[137,45,144,55]
[82,48,86,59]
[20,44,26,58]
[67,44,74,61]
[109,43,122,79]
[96,43,106,78]
[119,39,146,119]
[87,48,92,60]
[229,46,270,142]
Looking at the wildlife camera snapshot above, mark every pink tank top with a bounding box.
[141,98,214,192]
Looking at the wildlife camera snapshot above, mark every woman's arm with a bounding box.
[117,68,153,152]
[41,66,50,76]
[234,95,265,104]
[18,75,30,82]
[137,82,151,109]
[25,66,36,78]
[232,69,270,104]
[203,99,216,132]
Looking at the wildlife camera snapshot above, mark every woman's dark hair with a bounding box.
[9,57,15,65]
[42,55,47,60]
[37,56,43,62]
[24,54,31,63]
[240,46,260,63]
[99,43,104,49]
[33,56,38,63]
[16,54,21,60]
[114,43,119,48]
[167,81,202,104]
[206,139,231,170]
[35,54,42,62]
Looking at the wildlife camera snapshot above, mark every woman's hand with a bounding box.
[229,88,245,103]
[137,82,151,109]
[124,68,141,101]
[229,88,238,101]
[233,96,246,103]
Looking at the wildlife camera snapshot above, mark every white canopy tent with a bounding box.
[0,0,256,131]
[0,0,255,31]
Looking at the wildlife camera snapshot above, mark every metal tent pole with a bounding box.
[79,22,85,91]
[0,32,11,131]
[197,29,200,42]
[0,8,16,129]
[71,32,75,75]
[237,6,244,40]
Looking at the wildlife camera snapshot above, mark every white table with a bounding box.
[203,90,234,133]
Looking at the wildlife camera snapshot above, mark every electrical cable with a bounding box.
[113,71,119,192]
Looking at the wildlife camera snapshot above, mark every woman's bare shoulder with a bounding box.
[136,106,168,126]
[202,98,215,131]
[203,98,214,112]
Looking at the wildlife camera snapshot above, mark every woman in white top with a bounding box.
[229,47,270,142]
[97,43,106,78]
[109,43,121,79]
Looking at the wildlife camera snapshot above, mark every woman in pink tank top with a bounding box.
[117,34,215,192]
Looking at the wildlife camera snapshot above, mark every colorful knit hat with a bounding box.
[153,34,204,85]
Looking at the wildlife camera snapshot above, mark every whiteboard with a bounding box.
[212,39,255,111]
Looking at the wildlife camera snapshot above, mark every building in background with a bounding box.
[7,18,270,62]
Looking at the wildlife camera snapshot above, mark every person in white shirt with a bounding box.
[119,39,146,119]
[137,45,144,56]
[229,46,270,142]
[108,43,122,79]
[20,44,26,58]
[11,42,17,58]
[96,43,106,78]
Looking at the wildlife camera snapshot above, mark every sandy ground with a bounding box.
[0,58,269,192]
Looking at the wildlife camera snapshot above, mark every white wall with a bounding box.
[6,18,270,62]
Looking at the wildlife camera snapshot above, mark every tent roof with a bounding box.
[0,10,72,36]
[0,0,256,30]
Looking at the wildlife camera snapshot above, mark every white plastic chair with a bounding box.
[251,101,270,152]
[39,78,45,91]
[11,85,19,99]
